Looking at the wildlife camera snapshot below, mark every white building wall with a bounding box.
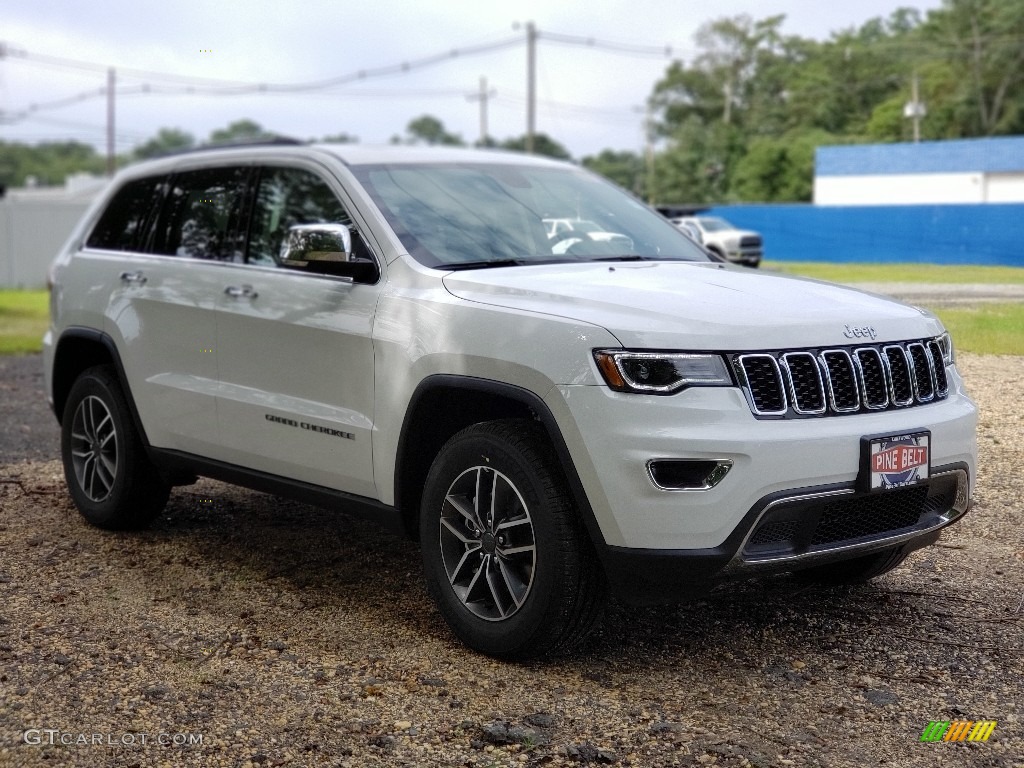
[814,173,985,205]
[984,173,1024,203]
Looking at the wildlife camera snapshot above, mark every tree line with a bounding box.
[596,0,1024,203]
[2,0,1021,204]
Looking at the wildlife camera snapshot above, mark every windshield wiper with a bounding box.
[442,258,573,271]
[588,255,655,262]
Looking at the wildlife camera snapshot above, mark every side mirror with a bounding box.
[280,223,379,282]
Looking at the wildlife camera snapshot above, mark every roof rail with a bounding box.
[151,135,306,159]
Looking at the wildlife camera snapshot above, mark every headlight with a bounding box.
[593,350,733,394]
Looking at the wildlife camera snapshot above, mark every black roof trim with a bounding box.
[152,135,306,159]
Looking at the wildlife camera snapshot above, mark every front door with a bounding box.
[212,164,380,498]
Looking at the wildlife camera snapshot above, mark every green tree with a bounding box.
[320,132,358,143]
[0,140,104,187]
[500,133,571,160]
[208,119,273,145]
[731,129,835,201]
[403,115,464,146]
[133,128,195,159]
[647,9,944,203]
[650,15,789,137]
[651,118,743,204]
[582,150,647,198]
[922,0,1024,135]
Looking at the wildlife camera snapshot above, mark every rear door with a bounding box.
[211,163,380,498]
[96,166,249,455]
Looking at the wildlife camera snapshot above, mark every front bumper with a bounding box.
[599,464,969,603]
[546,372,977,602]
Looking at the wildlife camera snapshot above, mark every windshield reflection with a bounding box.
[351,162,711,269]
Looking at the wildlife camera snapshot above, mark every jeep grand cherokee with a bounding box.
[44,143,977,658]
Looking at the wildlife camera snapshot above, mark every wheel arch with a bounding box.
[51,328,150,448]
[393,375,605,550]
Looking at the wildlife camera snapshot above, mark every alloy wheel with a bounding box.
[438,466,537,621]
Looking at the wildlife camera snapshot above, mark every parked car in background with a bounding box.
[671,216,762,267]
[543,217,633,255]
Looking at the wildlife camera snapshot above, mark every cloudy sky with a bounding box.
[1,0,943,160]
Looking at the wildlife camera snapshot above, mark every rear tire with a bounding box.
[61,365,170,530]
[793,547,908,585]
[420,420,605,659]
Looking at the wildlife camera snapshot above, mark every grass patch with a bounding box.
[766,262,1024,284]
[0,290,49,355]
[931,303,1024,357]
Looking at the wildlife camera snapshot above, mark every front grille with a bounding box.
[741,474,963,561]
[740,236,762,249]
[749,519,801,546]
[735,337,950,418]
[810,487,927,545]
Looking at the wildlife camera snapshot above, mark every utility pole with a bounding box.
[466,76,496,146]
[903,72,926,143]
[644,107,655,205]
[526,21,536,154]
[106,67,116,176]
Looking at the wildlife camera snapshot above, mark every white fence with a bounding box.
[1,200,93,289]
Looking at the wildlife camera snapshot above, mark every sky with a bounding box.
[0,0,945,161]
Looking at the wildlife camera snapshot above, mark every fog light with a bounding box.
[647,459,732,491]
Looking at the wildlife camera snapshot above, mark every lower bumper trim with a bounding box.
[597,463,971,605]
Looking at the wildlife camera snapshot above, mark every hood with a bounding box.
[442,261,942,350]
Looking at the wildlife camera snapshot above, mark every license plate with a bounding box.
[860,431,930,492]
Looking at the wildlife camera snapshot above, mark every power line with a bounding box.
[0,36,523,95]
[540,31,685,59]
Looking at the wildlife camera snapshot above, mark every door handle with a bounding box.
[119,270,147,285]
[224,284,258,299]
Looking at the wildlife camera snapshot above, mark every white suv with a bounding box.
[44,143,977,658]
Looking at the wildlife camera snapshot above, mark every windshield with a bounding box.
[351,162,710,269]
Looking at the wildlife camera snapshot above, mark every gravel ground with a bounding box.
[0,353,1022,768]
[0,356,58,465]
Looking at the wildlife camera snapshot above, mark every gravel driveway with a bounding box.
[1,353,1022,768]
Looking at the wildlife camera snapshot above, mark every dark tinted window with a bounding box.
[86,176,166,252]
[152,166,249,261]
[248,167,353,266]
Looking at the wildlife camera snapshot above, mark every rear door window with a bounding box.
[151,166,250,261]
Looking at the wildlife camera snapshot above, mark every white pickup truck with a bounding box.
[673,215,763,267]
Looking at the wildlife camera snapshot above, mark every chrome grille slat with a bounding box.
[883,345,915,406]
[855,347,889,410]
[907,342,935,402]
[733,337,951,419]
[927,340,949,396]
[737,354,787,415]
[819,350,860,412]
[781,352,826,415]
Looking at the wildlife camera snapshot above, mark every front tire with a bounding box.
[61,365,170,530]
[420,420,605,659]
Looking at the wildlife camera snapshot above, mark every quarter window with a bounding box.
[152,166,249,261]
[86,176,166,252]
